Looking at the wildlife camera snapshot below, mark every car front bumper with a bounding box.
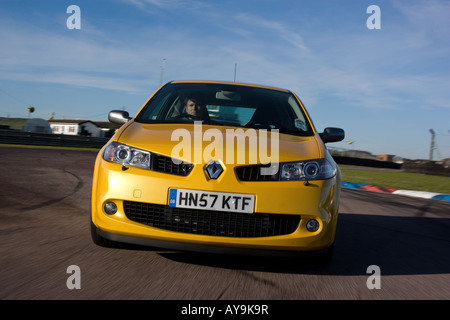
[91,155,341,253]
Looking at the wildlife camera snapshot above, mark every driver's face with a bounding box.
[185,100,203,116]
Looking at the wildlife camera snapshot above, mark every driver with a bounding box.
[175,97,209,121]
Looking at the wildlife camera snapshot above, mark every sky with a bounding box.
[0,0,449,160]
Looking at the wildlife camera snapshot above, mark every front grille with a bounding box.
[235,164,280,181]
[123,201,300,238]
[151,154,193,176]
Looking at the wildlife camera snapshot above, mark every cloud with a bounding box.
[0,16,158,92]
[234,13,311,55]
[1,1,449,114]
[117,0,209,13]
[2,71,146,93]
[393,0,450,38]
[120,0,184,7]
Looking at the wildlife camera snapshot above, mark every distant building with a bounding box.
[49,119,97,136]
[344,150,377,160]
[376,154,404,164]
[48,119,120,138]
[23,118,52,134]
[376,154,395,162]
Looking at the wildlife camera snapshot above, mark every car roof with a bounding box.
[167,80,292,94]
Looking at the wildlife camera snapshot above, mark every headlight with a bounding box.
[103,142,151,169]
[281,159,335,181]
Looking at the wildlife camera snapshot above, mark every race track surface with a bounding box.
[1,147,449,300]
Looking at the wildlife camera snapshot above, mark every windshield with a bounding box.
[135,82,314,135]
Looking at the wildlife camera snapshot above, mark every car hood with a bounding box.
[116,121,323,164]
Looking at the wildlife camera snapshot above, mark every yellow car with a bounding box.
[91,80,344,259]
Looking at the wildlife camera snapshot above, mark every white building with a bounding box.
[49,120,102,137]
[49,119,120,137]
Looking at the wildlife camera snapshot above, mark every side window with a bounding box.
[165,96,183,119]
[138,92,172,121]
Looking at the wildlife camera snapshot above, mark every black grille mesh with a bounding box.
[151,154,193,176]
[123,201,300,238]
[235,164,280,181]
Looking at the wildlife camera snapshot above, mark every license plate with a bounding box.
[168,188,255,214]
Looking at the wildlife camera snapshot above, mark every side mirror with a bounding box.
[108,110,131,125]
[319,127,345,143]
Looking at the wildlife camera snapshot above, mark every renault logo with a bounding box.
[206,161,223,179]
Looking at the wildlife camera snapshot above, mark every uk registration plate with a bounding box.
[168,188,255,214]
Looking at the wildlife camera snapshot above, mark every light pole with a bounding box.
[160,58,166,86]
[429,129,435,161]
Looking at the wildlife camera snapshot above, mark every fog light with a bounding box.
[104,202,118,215]
[306,219,320,232]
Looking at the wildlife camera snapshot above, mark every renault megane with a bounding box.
[91,80,344,260]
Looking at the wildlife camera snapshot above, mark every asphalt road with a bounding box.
[1,147,449,300]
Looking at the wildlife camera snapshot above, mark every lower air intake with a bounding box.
[123,201,300,238]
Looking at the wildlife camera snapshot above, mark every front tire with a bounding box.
[316,242,335,264]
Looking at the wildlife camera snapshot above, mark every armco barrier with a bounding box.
[0,130,109,149]
[332,155,402,169]
[402,159,450,177]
